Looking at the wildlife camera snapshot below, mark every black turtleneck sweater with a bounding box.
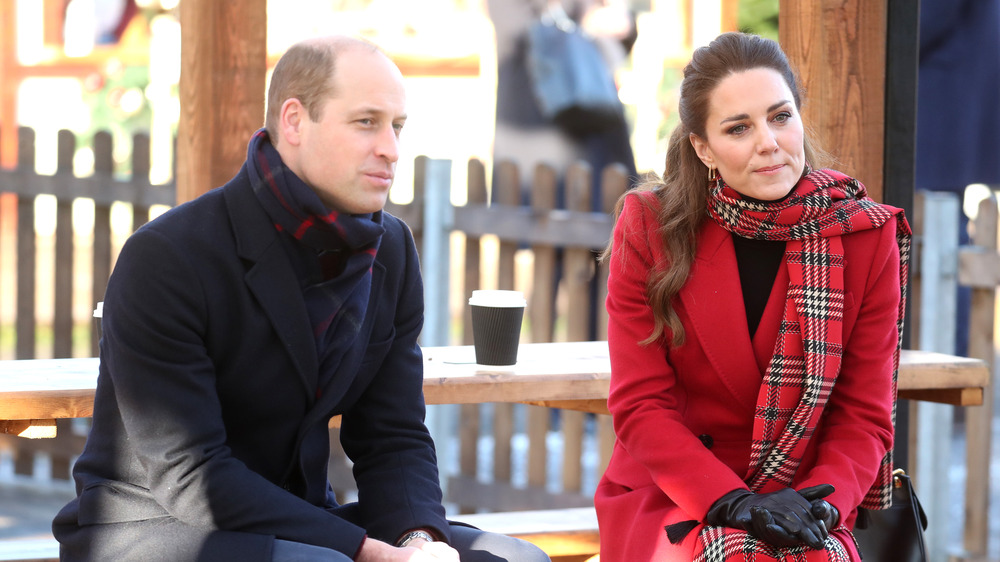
[729,188,794,338]
[732,235,786,337]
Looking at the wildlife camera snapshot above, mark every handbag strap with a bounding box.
[893,470,928,530]
[856,469,928,530]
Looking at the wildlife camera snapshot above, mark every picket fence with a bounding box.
[0,126,628,514]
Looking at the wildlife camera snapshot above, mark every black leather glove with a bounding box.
[798,484,840,531]
[706,488,828,549]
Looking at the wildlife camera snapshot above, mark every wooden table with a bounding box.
[424,342,990,413]
[0,341,990,438]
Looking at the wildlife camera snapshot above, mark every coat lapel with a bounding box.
[224,168,318,397]
[679,221,764,409]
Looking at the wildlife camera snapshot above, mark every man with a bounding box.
[53,36,550,562]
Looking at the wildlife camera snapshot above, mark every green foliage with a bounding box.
[81,63,152,176]
[738,0,779,40]
[657,66,682,142]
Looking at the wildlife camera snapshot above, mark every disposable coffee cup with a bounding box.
[93,301,103,340]
[468,290,526,366]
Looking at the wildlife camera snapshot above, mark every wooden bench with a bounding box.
[0,345,988,562]
[0,538,59,562]
[460,507,599,562]
[0,510,601,562]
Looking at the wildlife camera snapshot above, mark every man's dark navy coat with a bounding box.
[53,163,450,561]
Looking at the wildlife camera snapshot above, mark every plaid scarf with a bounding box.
[246,129,383,393]
[693,169,910,560]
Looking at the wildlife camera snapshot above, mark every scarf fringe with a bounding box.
[664,519,700,544]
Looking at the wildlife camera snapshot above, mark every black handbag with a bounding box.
[852,469,928,562]
[525,7,623,136]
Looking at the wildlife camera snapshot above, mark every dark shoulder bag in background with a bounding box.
[852,469,928,562]
[524,6,623,137]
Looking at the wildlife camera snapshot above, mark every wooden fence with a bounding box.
[2,128,997,553]
[910,190,999,561]
[0,127,172,485]
[954,193,999,560]
[442,157,626,512]
[0,127,627,514]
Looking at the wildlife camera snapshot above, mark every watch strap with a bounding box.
[396,530,435,547]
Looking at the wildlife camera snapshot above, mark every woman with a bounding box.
[594,32,910,561]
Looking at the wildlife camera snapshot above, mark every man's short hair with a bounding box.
[264,36,382,139]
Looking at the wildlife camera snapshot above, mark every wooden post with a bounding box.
[956,195,999,560]
[92,132,114,357]
[494,160,521,493]
[779,0,887,202]
[913,191,961,562]
[721,0,740,32]
[596,165,628,477]
[53,130,75,359]
[15,128,36,360]
[528,162,558,497]
[457,159,487,512]
[0,0,18,169]
[176,0,266,204]
[562,162,594,495]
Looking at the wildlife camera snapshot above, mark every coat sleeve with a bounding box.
[338,217,451,545]
[795,217,901,521]
[101,224,367,556]
[605,194,750,520]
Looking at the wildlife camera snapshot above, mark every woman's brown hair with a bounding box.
[604,32,826,346]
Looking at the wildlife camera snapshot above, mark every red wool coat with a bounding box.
[594,191,901,561]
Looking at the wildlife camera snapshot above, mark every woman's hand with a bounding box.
[798,484,840,531]
[706,487,829,549]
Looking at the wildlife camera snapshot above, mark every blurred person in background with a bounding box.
[487,0,638,209]
[915,0,1000,357]
[487,0,638,342]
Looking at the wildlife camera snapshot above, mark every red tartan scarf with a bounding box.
[246,129,384,391]
[696,168,911,559]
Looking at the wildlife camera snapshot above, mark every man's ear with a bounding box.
[279,98,306,146]
[689,132,713,168]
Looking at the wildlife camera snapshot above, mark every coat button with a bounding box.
[698,434,714,449]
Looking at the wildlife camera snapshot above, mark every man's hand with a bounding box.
[356,537,460,561]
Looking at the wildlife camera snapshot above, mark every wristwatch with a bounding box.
[397,530,434,547]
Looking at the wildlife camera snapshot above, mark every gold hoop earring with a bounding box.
[708,167,717,181]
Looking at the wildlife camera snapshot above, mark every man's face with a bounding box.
[294,48,407,214]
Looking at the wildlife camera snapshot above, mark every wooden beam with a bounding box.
[959,247,1000,288]
[177,0,266,204]
[42,0,64,46]
[0,0,18,169]
[961,196,998,557]
[0,419,57,439]
[721,0,740,32]
[458,507,600,557]
[899,388,982,407]
[780,0,888,202]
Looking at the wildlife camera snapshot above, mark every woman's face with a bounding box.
[689,67,806,201]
